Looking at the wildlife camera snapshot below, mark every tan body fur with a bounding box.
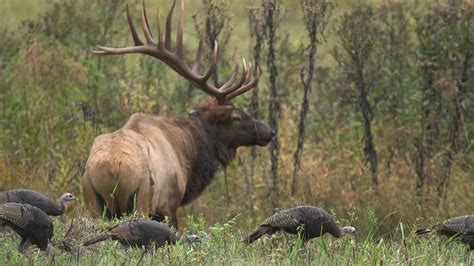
[83,113,198,226]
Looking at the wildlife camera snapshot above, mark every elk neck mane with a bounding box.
[170,113,235,205]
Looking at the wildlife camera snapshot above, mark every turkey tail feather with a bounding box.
[83,234,112,246]
[416,228,432,235]
[245,226,272,244]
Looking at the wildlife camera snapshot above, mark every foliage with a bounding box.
[333,3,382,186]
[0,212,473,264]
[291,0,335,195]
[0,2,472,261]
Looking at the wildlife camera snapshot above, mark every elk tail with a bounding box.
[244,226,273,244]
[83,234,113,246]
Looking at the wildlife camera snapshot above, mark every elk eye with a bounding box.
[231,115,241,122]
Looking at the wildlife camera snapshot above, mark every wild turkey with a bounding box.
[416,215,474,250]
[0,202,54,253]
[83,219,199,249]
[0,189,77,216]
[245,206,356,244]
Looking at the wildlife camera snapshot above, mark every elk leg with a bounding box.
[103,193,118,218]
[136,184,150,216]
[82,175,102,217]
[152,210,177,229]
[169,209,179,230]
[151,212,166,223]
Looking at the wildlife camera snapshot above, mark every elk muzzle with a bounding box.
[252,119,274,146]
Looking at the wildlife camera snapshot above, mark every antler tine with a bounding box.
[165,0,176,51]
[93,45,147,55]
[220,62,246,94]
[141,0,155,45]
[244,61,253,84]
[157,8,163,49]
[218,63,241,93]
[191,34,205,73]
[241,61,255,88]
[198,41,218,82]
[126,4,144,46]
[176,0,184,58]
[226,66,260,100]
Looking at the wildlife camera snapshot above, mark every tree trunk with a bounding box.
[436,51,470,206]
[264,0,280,209]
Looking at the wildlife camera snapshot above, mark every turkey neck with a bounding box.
[326,225,347,238]
[58,197,67,214]
[331,228,343,238]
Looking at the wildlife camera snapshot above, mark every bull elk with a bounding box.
[82,0,274,228]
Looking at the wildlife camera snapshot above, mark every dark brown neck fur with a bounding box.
[171,115,235,205]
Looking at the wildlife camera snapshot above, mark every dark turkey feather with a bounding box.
[0,202,53,253]
[0,189,76,216]
[416,215,474,250]
[245,226,275,244]
[245,206,356,244]
[83,219,198,249]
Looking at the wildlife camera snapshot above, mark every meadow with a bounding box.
[0,212,473,265]
[0,0,472,264]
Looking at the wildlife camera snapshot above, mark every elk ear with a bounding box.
[208,105,234,123]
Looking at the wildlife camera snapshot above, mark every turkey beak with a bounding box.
[191,235,201,243]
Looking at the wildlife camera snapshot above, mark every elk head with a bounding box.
[93,0,274,148]
[188,104,274,148]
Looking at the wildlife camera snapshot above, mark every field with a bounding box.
[0,213,473,265]
[0,0,473,264]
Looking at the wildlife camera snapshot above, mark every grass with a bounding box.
[1,0,471,264]
[0,208,472,265]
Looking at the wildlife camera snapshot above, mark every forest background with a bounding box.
[0,0,472,241]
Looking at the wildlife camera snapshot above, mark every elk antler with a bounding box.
[92,0,259,105]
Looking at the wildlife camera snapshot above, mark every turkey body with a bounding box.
[416,215,474,250]
[0,203,54,252]
[246,206,350,244]
[0,189,72,216]
[83,219,179,248]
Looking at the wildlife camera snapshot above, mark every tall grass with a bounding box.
[0,212,472,265]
